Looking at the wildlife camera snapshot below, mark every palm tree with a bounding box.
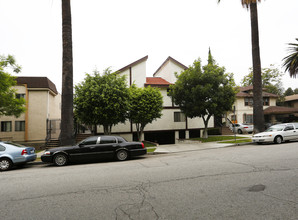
[218,0,264,133]
[60,0,74,145]
[283,38,298,78]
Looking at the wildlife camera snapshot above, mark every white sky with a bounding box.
[1,0,298,93]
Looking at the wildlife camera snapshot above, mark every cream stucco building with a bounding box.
[95,56,214,144]
[0,77,61,145]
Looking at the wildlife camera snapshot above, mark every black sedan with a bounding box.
[41,136,147,166]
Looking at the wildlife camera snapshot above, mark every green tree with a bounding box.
[283,38,298,78]
[74,69,129,135]
[241,65,284,105]
[0,55,26,117]
[284,87,294,96]
[170,51,236,138]
[128,85,163,141]
[60,0,74,145]
[294,88,298,94]
[218,0,264,133]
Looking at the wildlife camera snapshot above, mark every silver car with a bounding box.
[230,123,254,134]
[0,142,37,171]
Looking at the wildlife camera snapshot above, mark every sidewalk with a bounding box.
[153,134,253,154]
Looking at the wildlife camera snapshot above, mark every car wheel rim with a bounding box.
[277,137,282,144]
[55,155,66,166]
[0,160,10,170]
[117,151,128,161]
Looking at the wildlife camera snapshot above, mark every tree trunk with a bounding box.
[60,0,74,146]
[250,3,264,133]
[202,115,211,139]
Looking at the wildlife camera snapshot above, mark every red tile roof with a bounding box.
[16,77,58,95]
[145,77,172,87]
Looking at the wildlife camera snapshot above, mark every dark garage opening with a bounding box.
[143,131,175,145]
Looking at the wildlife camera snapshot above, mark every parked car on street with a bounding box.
[41,136,147,166]
[0,142,37,171]
[252,123,298,144]
[230,123,254,134]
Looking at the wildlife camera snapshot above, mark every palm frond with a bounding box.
[283,38,298,78]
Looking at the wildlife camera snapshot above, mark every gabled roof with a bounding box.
[236,86,278,98]
[16,77,58,95]
[153,56,188,76]
[116,55,148,73]
[264,106,298,115]
[285,94,298,102]
[145,77,172,87]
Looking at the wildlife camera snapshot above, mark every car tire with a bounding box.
[53,154,68,166]
[0,158,13,171]
[274,136,283,144]
[237,129,243,134]
[116,150,128,161]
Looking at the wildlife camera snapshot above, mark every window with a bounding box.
[15,121,25,131]
[0,145,5,151]
[16,94,25,99]
[244,115,253,124]
[245,97,270,106]
[244,97,253,106]
[231,115,237,123]
[1,121,12,132]
[263,97,269,106]
[100,136,116,144]
[81,136,98,145]
[174,112,186,122]
[285,125,294,131]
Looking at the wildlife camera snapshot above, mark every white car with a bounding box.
[230,123,254,134]
[252,123,298,144]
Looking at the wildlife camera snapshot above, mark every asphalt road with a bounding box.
[1,142,298,220]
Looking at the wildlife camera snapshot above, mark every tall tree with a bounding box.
[60,0,74,145]
[241,65,284,105]
[283,38,298,78]
[218,0,264,133]
[128,85,163,141]
[170,51,236,138]
[0,55,26,117]
[74,69,129,135]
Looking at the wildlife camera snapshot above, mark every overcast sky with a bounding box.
[1,0,298,93]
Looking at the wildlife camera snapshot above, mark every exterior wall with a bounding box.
[154,60,185,84]
[227,96,278,124]
[118,61,146,87]
[27,90,49,141]
[0,84,61,142]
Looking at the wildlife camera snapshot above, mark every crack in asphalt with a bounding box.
[114,182,159,220]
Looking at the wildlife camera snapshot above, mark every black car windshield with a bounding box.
[265,125,285,132]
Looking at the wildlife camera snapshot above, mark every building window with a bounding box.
[244,97,253,106]
[16,94,25,99]
[1,121,12,132]
[15,121,25,131]
[231,115,237,123]
[245,97,270,106]
[244,114,253,124]
[263,97,269,106]
[174,112,186,122]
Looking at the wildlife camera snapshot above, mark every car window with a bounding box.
[81,136,98,145]
[265,125,285,132]
[285,125,294,131]
[100,136,116,144]
[0,144,6,151]
[116,137,126,143]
